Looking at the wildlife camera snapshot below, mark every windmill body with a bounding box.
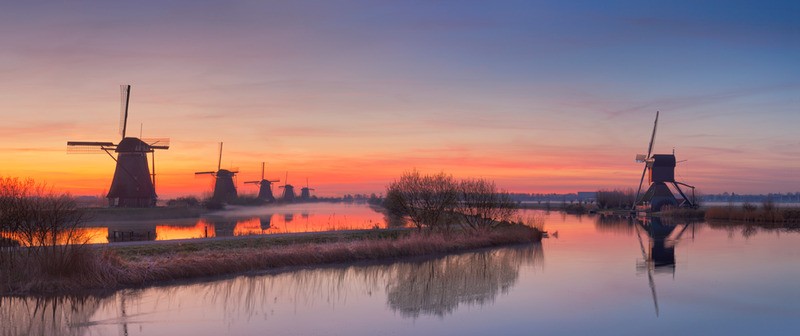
[633,112,695,212]
[106,138,158,207]
[212,169,238,202]
[67,85,169,208]
[300,178,315,200]
[278,172,296,201]
[300,187,312,200]
[282,185,296,201]
[195,142,238,203]
[256,181,276,201]
[244,162,279,202]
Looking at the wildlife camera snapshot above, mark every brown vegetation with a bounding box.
[655,206,706,219]
[2,175,541,295]
[595,189,635,209]
[5,224,541,295]
[1,177,96,293]
[385,170,517,232]
[704,205,800,224]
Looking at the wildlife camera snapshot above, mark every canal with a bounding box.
[2,206,799,335]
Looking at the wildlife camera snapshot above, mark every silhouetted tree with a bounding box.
[457,178,516,231]
[385,170,458,231]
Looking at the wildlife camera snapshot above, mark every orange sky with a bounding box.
[1,2,798,198]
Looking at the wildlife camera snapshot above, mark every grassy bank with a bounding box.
[2,225,541,295]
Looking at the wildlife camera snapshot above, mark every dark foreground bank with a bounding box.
[2,224,541,296]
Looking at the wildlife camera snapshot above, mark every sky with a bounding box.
[1,0,798,198]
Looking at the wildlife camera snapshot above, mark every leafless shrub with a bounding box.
[457,178,516,232]
[386,172,520,232]
[385,170,459,231]
[596,188,635,209]
[0,177,94,294]
[515,214,545,232]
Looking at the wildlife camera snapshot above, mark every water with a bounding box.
[1,202,396,245]
[3,208,800,335]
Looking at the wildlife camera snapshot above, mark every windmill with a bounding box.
[300,178,315,200]
[279,172,295,201]
[632,111,696,212]
[243,162,279,202]
[67,85,169,207]
[195,142,238,202]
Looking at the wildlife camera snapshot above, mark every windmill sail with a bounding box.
[632,112,659,210]
[66,84,169,207]
[120,85,130,138]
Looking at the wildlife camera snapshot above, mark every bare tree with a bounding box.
[1,177,91,291]
[457,178,516,231]
[596,188,635,209]
[385,171,458,231]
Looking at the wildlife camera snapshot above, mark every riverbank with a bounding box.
[2,224,541,296]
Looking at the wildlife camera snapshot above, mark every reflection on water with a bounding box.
[156,220,216,240]
[1,203,403,246]
[387,244,543,318]
[0,244,542,335]
[0,227,108,247]
[0,295,108,336]
[5,212,800,335]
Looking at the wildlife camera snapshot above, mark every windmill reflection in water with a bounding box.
[634,216,695,316]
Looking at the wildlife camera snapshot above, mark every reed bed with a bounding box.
[704,206,800,224]
[3,225,540,295]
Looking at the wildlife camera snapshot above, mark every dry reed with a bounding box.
[3,225,541,295]
[704,206,800,224]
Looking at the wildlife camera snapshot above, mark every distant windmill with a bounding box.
[279,172,295,201]
[243,162,279,202]
[632,111,696,211]
[67,85,170,207]
[300,178,315,200]
[195,142,238,202]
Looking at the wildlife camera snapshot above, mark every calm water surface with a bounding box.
[3,207,800,335]
[6,202,396,245]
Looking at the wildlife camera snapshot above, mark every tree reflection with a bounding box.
[196,244,543,320]
[0,244,544,334]
[0,295,113,336]
[386,244,543,318]
[595,214,636,234]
